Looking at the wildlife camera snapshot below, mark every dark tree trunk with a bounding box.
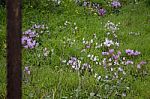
[6,0,22,98]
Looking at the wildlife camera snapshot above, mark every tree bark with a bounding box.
[6,0,22,98]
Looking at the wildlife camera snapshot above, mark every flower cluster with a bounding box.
[105,21,119,33]
[67,57,81,70]
[67,56,93,74]
[128,32,140,36]
[91,21,147,97]
[22,24,49,49]
[22,29,38,49]
[77,0,122,16]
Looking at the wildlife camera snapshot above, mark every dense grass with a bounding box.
[0,0,150,98]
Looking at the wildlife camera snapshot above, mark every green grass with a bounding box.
[0,0,150,98]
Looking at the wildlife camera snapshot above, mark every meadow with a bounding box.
[0,0,150,98]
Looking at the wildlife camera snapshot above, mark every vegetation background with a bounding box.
[0,0,150,98]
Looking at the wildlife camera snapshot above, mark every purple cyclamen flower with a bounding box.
[125,49,141,56]
[133,51,141,56]
[83,1,88,7]
[113,54,119,60]
[26,39,36,49]
[118,67,123,72]
[140,61,147,65]
[109,49,114,54]
[29,31,37,38]
[102,52,109,55]
[137,64,141,69]
[126,60,134,65]
[98,8,106,16]
[86,44,91,49]
[24,66,30,75]
[82,63,91,69]
[68,60,74,64]
[117,51,121,55]
[21,36,28,44]
[24,29,32,35]
[24,66,29,71]
[71,57,77,61]
[126,49,134,55]
[67,57,81,70]
[111,1,121,8]
[137,61,146,69]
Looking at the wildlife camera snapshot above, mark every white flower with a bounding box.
[113,34,118,38]
[105,75,108,79]
[123,71,126,75]
[105,21,118,32]
[87,54,91,58]
[43,48,50,57]
[90,93,95,96]
[99,62,102,65]
[104,38,114,47]
[107,32,110,35]
[108,63,112,66]
[111,68,114,71]
[109,58,112,62]
[75,26,78,30]
[96,62,99,65]
[137,64,141,69]
[82,40,86,44]
[115,42,119,47]
[90,39,93,43]
[97,76,101,80]
[114,61,119,65]
[118,67,123,72]
[122,92,126,97]
[62,60,66,63]
[93,56,97,61]
[94,73,98,78]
